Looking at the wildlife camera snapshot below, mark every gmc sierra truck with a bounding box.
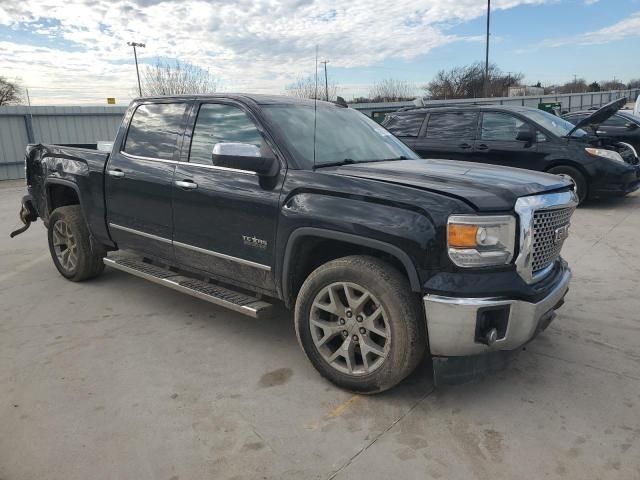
[12,94,577,392]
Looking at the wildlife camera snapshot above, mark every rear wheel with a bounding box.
[548,165,587,204]
[294,255,426,393]
[47,205,105,281]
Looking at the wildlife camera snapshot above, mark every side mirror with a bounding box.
[212,142,279,177]
[516,128,535,143]
[625,122,638,130]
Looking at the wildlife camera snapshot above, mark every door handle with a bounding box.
[596,130,606,135]
[108,169,125,178]
[476,143,489,151]
[175,180,198,190]
[459,142,472,149]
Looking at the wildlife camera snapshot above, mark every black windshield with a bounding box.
[262,105,419,168]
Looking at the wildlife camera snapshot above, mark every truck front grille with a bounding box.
[531,206,574,273]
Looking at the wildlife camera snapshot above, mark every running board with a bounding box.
[103,256,273,319]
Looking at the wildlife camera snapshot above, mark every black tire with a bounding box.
[294,255,426,394]
[47,205,105,282]
[548,165,587,204]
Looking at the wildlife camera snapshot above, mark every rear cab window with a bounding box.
[426,111,478,140]
[384,113,426,137]
[123,102,188,159]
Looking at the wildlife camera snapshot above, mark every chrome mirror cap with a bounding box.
[212,142,261,158]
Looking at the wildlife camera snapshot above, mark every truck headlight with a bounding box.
[447,215,516,268]
[585,147,624,163]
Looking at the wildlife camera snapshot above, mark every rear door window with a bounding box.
[124,103,188,160]
[384,113,425,137]
[602,114,628,127]
[426,112,478,140]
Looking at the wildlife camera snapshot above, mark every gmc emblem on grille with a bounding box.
[554,225,570,243]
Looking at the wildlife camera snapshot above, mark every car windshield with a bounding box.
[262,104,418,168]
[521,109,588,137]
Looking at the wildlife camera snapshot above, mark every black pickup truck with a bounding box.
[12,94,577,392]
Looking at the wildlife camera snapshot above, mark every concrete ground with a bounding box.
[1,178,639,480]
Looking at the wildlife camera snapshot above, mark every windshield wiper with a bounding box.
[315,156,407,169]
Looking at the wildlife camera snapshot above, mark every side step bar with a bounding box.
[103,256,273,319]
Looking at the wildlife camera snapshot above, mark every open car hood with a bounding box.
[568,97,627,135]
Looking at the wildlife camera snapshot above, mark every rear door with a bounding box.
[413,111,478,160]
[105,101,189,261]
[382,112,426,151]
[171,100,284,293]
[473,112,543,169]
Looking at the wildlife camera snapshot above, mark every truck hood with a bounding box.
[568,97,626,135]
[327,159,571,211]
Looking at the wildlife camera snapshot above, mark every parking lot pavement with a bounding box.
[1,178,639,480]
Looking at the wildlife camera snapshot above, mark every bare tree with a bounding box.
[140,59,217,96]
[424,62,523,99]
[599,79,626,91]
[0,76,24,106]
[628,78,640,89]
[285,75,339,101]
[368,78,416,102]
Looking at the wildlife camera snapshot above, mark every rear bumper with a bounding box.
[423,267,571,357]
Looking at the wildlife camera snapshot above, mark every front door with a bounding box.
[171,101,284,293]
[105,101,189,260]
[473,112,543,170]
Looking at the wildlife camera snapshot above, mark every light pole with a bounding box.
[320,60,329,101]
[127,41,146,96]
[484,0,491,98]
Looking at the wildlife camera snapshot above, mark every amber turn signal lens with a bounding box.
[448,224,479,248]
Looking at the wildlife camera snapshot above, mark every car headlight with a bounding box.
[447,215,516,268]
[585,147,624,163]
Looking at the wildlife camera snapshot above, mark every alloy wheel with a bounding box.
[310,282,391,376]
[52,220,78,273]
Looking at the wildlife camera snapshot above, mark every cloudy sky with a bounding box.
[0,0,639,105]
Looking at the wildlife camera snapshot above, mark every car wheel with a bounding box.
[294,255,426,393]
[548,165,587,204]
[47,205,105,281]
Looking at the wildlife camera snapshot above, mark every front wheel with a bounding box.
[47,205,105,282]
[548,165,587,204]
[294,255,426,393]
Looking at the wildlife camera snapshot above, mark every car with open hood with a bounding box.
[383,98,640,204]
[563,101,640,153]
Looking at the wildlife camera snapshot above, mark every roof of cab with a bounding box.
[132,93,333,108]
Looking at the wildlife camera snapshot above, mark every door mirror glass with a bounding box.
[212,142,279,176]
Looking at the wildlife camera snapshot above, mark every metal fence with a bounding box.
[0,105,127,180]
[352,89,640,121]
[1,89,639,180]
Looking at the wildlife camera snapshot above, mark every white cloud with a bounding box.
[538,11,640,48]
[0,0,551,104]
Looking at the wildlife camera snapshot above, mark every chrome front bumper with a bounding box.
[424,268,571,357]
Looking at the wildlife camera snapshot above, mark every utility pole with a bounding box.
[484,0,491,98]
[572,74,577,93]
[127,41,146,96]
[320,60,329,101]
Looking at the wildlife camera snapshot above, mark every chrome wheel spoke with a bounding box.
[364,307,388,339]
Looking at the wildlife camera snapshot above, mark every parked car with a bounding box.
[563,109,640,153]
[12,94,577,392]
[382,98,640,204]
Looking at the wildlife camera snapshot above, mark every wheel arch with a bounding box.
[282,227,421,308]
